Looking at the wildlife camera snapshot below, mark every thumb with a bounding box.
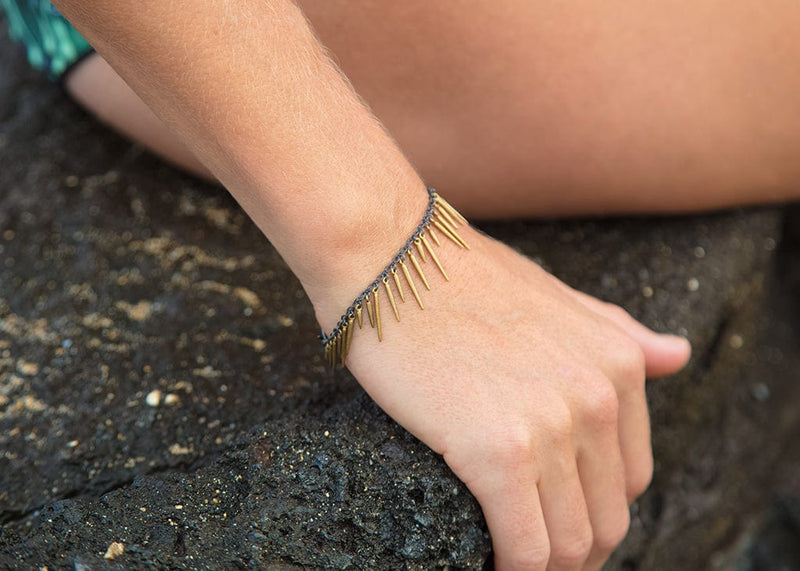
[561,285,692,378]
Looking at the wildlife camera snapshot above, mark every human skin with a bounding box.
[65,1,800,219]
[51,1,691,569]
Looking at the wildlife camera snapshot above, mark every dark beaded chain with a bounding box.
[318,186,440,346]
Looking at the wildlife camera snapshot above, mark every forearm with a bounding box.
[52,0,426,325]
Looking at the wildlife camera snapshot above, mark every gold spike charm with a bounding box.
[343,315,355,362]
[441,213,470,249]
[398,259,424,309]
[414,237,427,263]
[408,250,431,290]
[391,268,405,303]
[420,234,448,281]
[355,303,363,328]
[427,225,441,246]
[339,329,347,367]
[383,277,401,321]
[433,217,470,250]
[365,293,376,328]
[435,204,460,230]
[434,210,467,244]
[325,339,332,368]
[373,287,383,341]
[437,194,469,225]
[330,333,339,369]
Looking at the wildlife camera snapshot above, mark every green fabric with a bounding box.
[1,0,92,80]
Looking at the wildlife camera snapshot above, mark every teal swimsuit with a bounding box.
[1,0,93,81]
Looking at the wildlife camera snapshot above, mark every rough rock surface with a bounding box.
[1,22,799,570]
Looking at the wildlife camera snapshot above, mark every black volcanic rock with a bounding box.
[1,18,799,571]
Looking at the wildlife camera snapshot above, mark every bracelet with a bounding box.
[320,187,470,369]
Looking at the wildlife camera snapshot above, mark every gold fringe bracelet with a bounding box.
[320,187,470,368]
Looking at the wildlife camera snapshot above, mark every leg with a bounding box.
[65,0,800,219]
[64,53,214,181]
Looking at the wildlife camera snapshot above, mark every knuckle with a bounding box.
[617,339,646,379]
[594,508,631,552]
[494,424,536,465]
[607,302,634,323]
[507,545,550,570]
[542,401,574,441]
[551,530,593,567]
[579,377,620,428]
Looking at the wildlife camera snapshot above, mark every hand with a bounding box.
[332,225,690,570]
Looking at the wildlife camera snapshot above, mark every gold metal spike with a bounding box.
[383,277,401,321]
[414,237,427,263]
[344,316,355,359]
[391,268,405,302]
[399,259,424,309]
[365,294,376,328]
[340,327,349,367]
[433,213,458,239]
[373,287,382,341]
[355,303,363,328]
[426,226,441,246]
[433,218,466,249]
[448,223,470,250]
[434,214,470,249]
[337,328,344,367]
[408,250,431,290]
[339,330,347,367]
[435,205,460,230]
[420,234,448,281]
[437,195,469,225]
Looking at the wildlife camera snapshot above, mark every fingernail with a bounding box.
[663,334,691,353]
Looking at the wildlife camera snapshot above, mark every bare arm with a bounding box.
[52,2,691,569]
[54,0,424,322]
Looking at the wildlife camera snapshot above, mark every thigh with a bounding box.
[66,1,800,218]
[64,53,213,181]
[299,0,800,217]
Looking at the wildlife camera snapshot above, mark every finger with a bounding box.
[576,426,630,569]
[618,380,654,502]
[610,319,690,378]
[556,283,658,500]
[538,453,593,570]
[558,285,691,378]
[461,458,550,571]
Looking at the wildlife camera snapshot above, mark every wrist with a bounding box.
[312,187,474,367]
[296,178,431,331]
